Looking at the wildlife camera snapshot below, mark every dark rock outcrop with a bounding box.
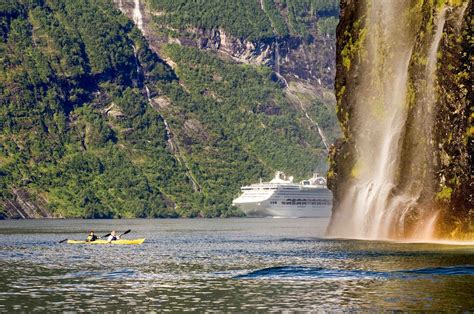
[0,189,55,219]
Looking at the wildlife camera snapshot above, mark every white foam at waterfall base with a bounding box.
[328,2,453,241]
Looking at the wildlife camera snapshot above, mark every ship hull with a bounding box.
[235,201,331,218]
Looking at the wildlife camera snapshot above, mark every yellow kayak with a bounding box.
[66,238,145,245]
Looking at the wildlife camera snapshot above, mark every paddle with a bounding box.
[118,229,131,238]
[58,229,131,243]
[101,229,131,239]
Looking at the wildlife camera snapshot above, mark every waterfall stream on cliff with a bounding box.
[328,2,451,240]
[133,0,144,32]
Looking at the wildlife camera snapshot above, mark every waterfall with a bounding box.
[145,86,200,192]
[116,0,200,193]
[328,2,453,240]
[426,7,448,116]
[296,99,330,152]
[133,0,144,32]
[132,45,141,86]
[275,40,281,75]
[407,7,447,239]
[273,40,288,88]
[145,86,172,146]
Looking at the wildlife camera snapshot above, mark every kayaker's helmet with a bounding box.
[111,230,116,235]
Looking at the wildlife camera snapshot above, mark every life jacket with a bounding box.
[87,235,98,242]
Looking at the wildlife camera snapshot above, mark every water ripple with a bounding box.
[235,265,474,280]
[1,218,473,311]
[235,266,388,280]
[399,265,474,276]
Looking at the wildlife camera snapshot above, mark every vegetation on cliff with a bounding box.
[1,0,331,218]
[1,0,177,218]
[149,0,339,40]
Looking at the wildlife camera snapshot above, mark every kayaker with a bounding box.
[86,231,98,242]
[107,230,120,243]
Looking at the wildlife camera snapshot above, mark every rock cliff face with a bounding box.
[328,0,472,240]
[0,189,55,219]
[113,0,336,92]
[174,28,335,89]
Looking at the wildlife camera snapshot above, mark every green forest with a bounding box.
[0,0,335,218]
[150,0,339,39]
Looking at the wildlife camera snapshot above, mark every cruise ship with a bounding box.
[232,171,333,218]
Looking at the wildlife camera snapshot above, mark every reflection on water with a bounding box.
[0,218,473,311]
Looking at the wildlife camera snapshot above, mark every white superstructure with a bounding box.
[232,171,333,218]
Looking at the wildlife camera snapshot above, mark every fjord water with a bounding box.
[0,219,473,311]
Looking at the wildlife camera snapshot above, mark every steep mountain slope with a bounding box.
[1,0,181,218]
[1,0,337,218]
[116,0,341,144]
[122,0,338,87]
